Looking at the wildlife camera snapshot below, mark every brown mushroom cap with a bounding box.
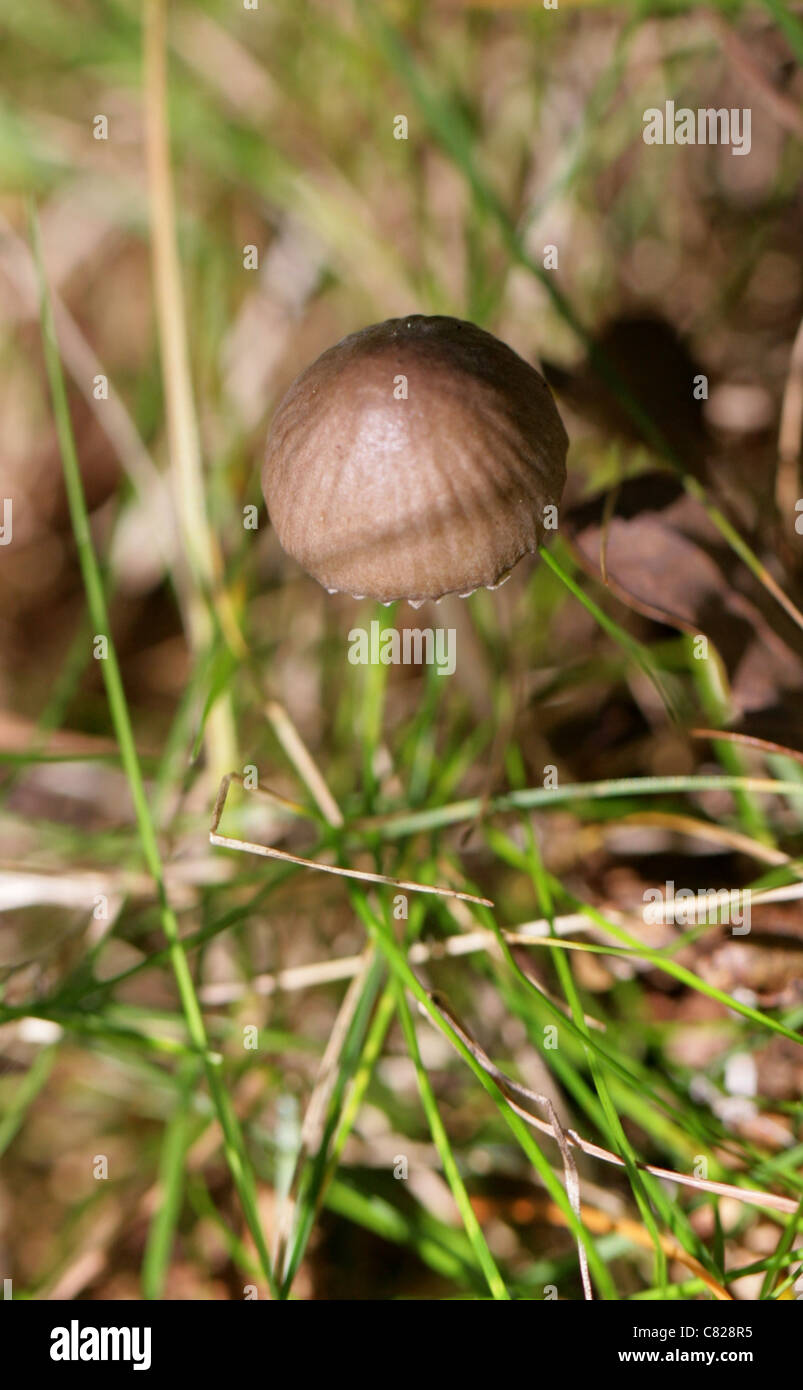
[262,314,568,604]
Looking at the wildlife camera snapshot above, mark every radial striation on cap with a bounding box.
[262,314,569,604]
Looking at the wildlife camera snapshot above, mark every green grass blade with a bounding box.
[0,1043,57,1157]
[30,199,277,1298]
[393,975,510,1300]
[141,1058,199,1299]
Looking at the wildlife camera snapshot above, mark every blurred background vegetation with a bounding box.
[1,0,803,1301]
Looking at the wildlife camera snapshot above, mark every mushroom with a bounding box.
[262,314,568,605]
